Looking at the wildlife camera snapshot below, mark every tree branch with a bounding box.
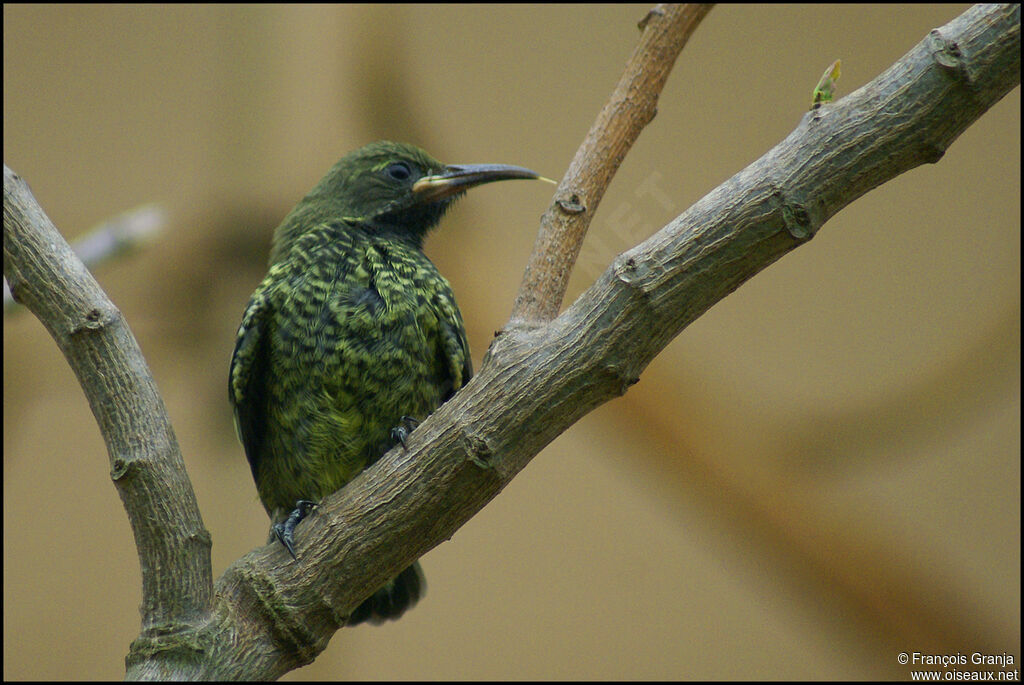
[3,203,165,312]
[512,3,714,324]
[3,168,213,663]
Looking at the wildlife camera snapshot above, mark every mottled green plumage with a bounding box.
[229,141,540,625]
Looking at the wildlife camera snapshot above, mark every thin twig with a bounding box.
[511,3,714,325]
[3,203,165,312]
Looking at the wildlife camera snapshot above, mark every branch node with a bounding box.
[781,202,813,242]
[927,29,965,73]
[556,194,587,215]
[612,254,653,292]
[127,624,208,666]
[637,6,665,31]
[241,562,322,665]
[69,305,118,336]
[110,456,133,481]
[926,27,985,99]
[601,361,641,397]
[767,188,815,242]
[460,431,494,469]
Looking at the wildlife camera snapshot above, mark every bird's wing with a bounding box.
[229,281,274,483]
[435,289,474,400]
[453,313,473,390]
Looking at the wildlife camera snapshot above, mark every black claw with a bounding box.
[274,499,317,560]
[273,522,297,560]
[390,416,420,450]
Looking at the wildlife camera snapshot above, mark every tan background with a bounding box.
[4,4,1019,680]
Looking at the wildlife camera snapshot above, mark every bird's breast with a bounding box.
[272,237,455,403]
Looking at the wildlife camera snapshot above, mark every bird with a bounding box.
[229,140,543,625]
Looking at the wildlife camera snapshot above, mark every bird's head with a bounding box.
[270,141,543,262]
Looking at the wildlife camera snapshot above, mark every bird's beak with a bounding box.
[412,163,543,203]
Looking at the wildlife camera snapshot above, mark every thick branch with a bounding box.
[2,168,213,659]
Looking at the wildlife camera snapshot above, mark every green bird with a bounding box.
[229,141,542,625]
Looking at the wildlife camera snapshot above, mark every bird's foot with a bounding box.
[390,415,420,450]
[273,499,318,560]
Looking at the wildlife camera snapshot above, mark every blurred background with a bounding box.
[3,4,1019,680]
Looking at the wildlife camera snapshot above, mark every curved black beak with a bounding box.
[412,163,543,203]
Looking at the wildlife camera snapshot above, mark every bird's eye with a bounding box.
[385,162,413,181]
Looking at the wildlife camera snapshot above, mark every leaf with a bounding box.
[811,59,842,110]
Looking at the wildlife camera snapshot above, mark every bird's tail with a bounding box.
[347,562,426,626]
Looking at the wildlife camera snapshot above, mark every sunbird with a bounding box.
[229,141,543,625]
